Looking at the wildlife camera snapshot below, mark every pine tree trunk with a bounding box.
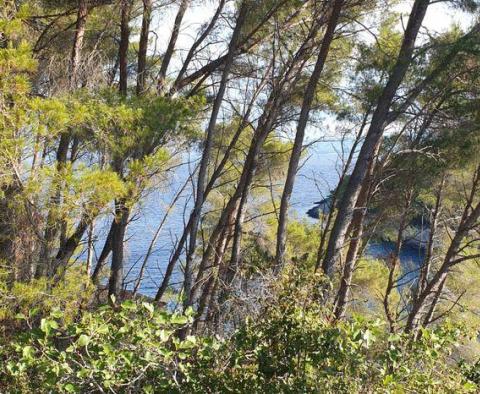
[136,0,153,95]
[183,2,249,306]
[321,0,430,276]
[157,0,190,92]
[275,0,344,270]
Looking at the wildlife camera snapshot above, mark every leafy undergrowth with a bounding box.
[0,271,478,393]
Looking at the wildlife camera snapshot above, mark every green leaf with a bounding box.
[50,309,63,319]
[463,382,477,391]
[40,318,58,335]
[142,302,154,314]
[121,300,136,310]
[171,315,189,325]
[77,334,90,347]
[64,383,77,393]
[22,345,35,359]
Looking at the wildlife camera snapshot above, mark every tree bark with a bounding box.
[315,109,370,270]
[91,220,114,283]
[333,158,376,320]
[136,0,153,95]
[107,1,132,298]
[69,0,89,88]
[119,0,132,96]
[417,175,444,297]
[384,192,412,333]
[37,134,71,278]
[321,0,430,276]
[108,199,130,297]
[183,2,249,308]
[157,0,190,92]
[275,0,344,270]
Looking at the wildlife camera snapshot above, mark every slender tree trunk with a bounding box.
[37,134,71,278]
[108,199,129,297]
[183,2,249,308]
[154,70,267,302]
[188,110,277,306]
[421,275,446,327]
[172,0,226,92]
[187,19,323,306]
[91,221,114,283]
[37,0,89,279]
[212,196,248,331]
[315,110,370,271]
[417,175,444,297]
[157,0,190,92]
[228,188,249,280]
[275,0,344,270]
[136,0,153,95]
[108,1,131,298]
[158,9,320,304]
[54,211,91,270]
[333,157,376,320]
[406,167,480,332]
[384,192,412,333]
[192,222,232,332]
[69,0,89,88]
[119,0,132,96]
[321,0,430,276]
[86,222,94,275]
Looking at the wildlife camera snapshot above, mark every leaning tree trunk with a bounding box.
[187,11,325,307]
[154,68,268,302]
[384,192,412,333]
[183,2,249,308]
[333,158,377,320]
[321,0,430,276]
[157,0,190,92]
[136,0,153,95]
[315,109,370,270]
[275,0,344,271]
[405,168,480,333]
[108,199,130,298]
[416,175,445,298]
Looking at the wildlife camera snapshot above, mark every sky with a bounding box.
[147,0,476,141]
[150,0,476,61]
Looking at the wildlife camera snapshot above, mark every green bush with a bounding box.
[1,264,477,393]
[202,265,475,393]
[1,299,216,393]
[0,266,94,334]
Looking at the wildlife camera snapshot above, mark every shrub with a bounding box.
[1,263,477,393]
[1,299,216,393]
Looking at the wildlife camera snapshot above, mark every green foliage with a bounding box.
[200,264,475,393]
[1,268,475,393]
[0,265,94,332]
[284,218,321,266]
[1,300,213,393]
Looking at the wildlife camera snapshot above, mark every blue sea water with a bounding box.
[90,141,423,297]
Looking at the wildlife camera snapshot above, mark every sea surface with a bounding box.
[90,141,424,297]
